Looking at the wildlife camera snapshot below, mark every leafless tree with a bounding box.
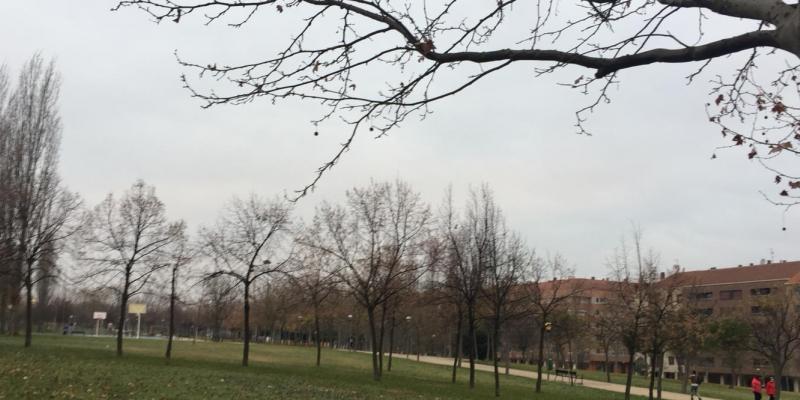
[77,180,182,356]
[591,308,620,383]
[200,194,293,366]
[200,274,238,342]
[642,273,685,400]
[439,185,496,389]
[528,254,583,393]
[746,286,800,400]
[0,55,83,346]
[480,209,531,396]
[302,179,431,381]
[667,300,713,394]
[165,221,191,360]
[0,64,17,334]
[114,0,800,199]
[290,233,338,366]
[607,229,659,400]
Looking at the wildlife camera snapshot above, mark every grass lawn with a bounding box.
[0,335,646,400]
[482,360,800,400]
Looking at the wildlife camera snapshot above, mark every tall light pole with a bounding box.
[347,314,353,351]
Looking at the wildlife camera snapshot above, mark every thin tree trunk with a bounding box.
[681,359,691,393]
[648,348,658,400]
[625,348,636,400]
[468,306,476,389]
[568,339,575,386]
[314,304,321,367]
[24,265,32,347]
[535,323,546,393]
[117,268,131,357]
[367,306,381,381]
[452,310,462,383]
[378,303,386,375]
[604,347,611,383]
[657,356,663,400]
[165,266,177,360]
[387,311,395,372]
[242,282,250,367]
[492,319,501,397]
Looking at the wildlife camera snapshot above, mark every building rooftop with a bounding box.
[676,260,800,286]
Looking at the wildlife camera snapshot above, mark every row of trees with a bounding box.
[2,54,799,399]
[6,173,800,400]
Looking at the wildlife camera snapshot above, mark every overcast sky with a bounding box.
[2,1,797,277]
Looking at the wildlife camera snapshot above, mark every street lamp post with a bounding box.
[347,314,353,351]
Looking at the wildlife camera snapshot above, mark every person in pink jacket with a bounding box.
[752,376,762,400]
[766,377,776,400]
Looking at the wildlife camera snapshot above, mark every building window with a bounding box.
[594,297,608,304]
[695,308,714,316]
[693,292,713,301]
[751,306,763,315]
[751,288,772,296]
[668,357,675,366]
[719,290,742,300]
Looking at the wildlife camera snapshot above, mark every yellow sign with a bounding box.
[128,303,147,314]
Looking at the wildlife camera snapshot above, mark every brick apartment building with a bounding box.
[672,260,800,392]
[544,261,800,392]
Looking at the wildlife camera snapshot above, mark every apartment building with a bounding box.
[674,260,800,392]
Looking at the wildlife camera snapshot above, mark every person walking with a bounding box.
[752,375,763,400]
[690,370,702,400]
[766,377,776,400]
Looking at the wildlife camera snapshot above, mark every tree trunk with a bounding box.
[775,364,784,400]
[624,348,636,400]
[492,319,501,397]
[535,323,546,393]
[467,306,476,389]
[242,282,250,367]
[648,348,658,400]
[378,303,386,375]
[117,267,131,357]
[314,304,321,367]
[367,306,381,381]
[604,346,611,383]
[24,261,33,347]
[165,266,177,360]
[657,356,663,400]
[452,310,462,383]
[387,311,395,372]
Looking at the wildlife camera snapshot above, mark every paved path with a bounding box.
[397,353,719,400]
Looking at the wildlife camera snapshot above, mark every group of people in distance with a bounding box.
[751,375,778,400]
[689,370,777,400]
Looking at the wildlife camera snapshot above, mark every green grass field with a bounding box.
[0,335,645,400]
[484,360,800,400]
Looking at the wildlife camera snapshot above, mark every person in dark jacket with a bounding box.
[752,376,763,400]
[690,370,702,400]
[766,377,776,400]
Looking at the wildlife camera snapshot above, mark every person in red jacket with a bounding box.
[752,376,762,400]
[766,377,776,400]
